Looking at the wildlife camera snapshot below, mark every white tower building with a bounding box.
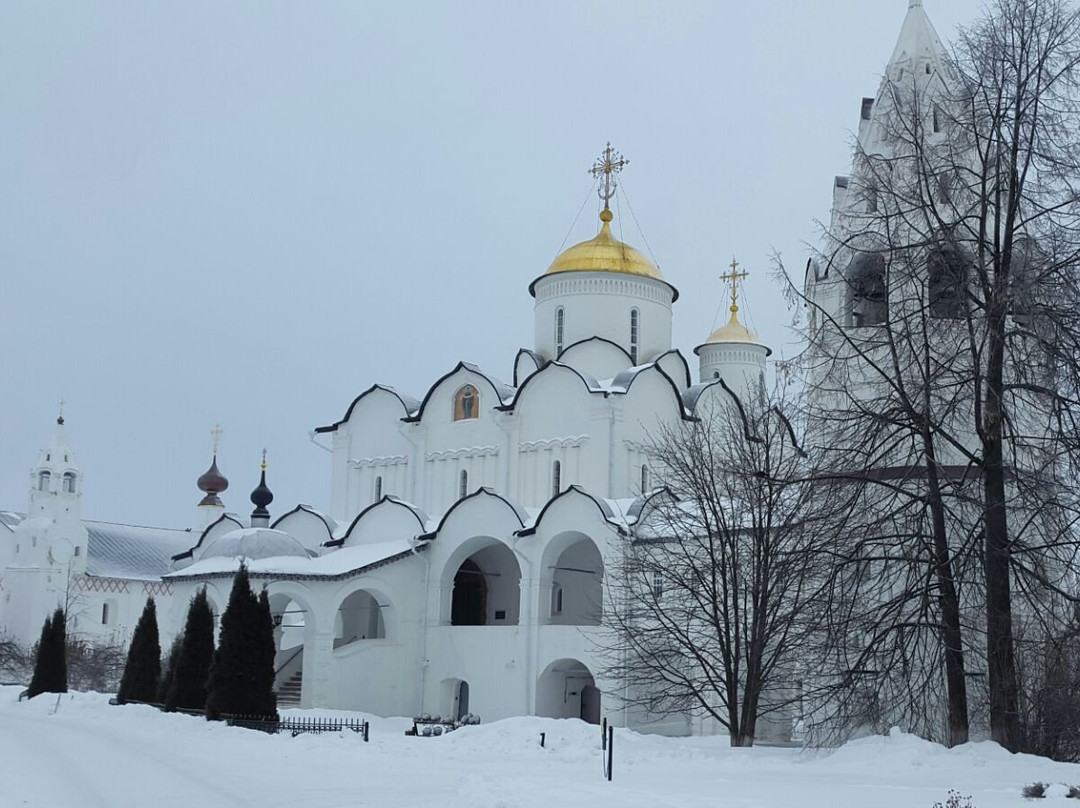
[1,412,88,645]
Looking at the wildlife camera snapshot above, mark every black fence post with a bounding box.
[540,732,546,748]
[601,717,608,751]
[364,721,370,743]
[605,725,614,781]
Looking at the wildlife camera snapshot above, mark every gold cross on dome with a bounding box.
[589,143,629,208]
[57,398,65,425]
[720,257,749,315]
[211,424,223,456]
[261,448,268,471]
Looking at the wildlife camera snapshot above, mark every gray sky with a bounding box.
[0,1,984,528]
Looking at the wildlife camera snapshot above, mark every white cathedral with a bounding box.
[0,3,946,738]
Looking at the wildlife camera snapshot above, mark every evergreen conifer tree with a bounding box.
[158,632,183,704]
[255,588,279,718]
[206,565,278,720]
[164,588,215,712]
[117,597,162,704]
[27,607,67,698]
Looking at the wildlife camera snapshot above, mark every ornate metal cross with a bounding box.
[589,143,629,208]
[721,257,749,313]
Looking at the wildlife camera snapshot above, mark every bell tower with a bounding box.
[3,408,89,645]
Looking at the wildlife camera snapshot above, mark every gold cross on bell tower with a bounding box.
[210,424,223,456]
[720,257,749,320]
[589,143,629,210]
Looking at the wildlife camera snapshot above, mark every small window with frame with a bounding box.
[453,385,480,421]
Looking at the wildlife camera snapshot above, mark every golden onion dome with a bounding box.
[544,209,665,282]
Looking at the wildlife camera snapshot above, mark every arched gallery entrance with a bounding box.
[541,533,604,625]
[536,658,601,724]
[334,588,386,648]
[447,540,521,626]
[267,591,311,699]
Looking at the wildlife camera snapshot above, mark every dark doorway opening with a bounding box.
[451,559,488,626]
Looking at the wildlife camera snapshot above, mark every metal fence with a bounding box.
[225,714,370,741]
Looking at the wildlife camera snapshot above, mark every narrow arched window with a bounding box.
[555,307,565,356]
[101,603,110,625]
[62,472,76,494]
[459,469,469,499]
[37,471,50,492]
[453,385,480,421]
[552,583,564,616]
[849,254,887,327]
[630,308,640,364]
[641,464,650,495]
[552,461,561,498]
[374,475,382,501]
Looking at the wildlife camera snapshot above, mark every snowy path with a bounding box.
[2,688,1079,807]
[0,701,254,807]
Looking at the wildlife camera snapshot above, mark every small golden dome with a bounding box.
[545,213,664,282]
[698,309,772,356]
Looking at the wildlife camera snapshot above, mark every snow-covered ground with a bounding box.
[1,686,1078,807]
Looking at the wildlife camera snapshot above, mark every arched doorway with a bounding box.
[440,677,472,721]
[451,560,487,626]
[446,541,521,626]
[536,658,600,724]
[456,680,470,720]
[334,589,386,648]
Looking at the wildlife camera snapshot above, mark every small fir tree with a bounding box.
[206,565,278,720]
[255,588,279,717]
[157,632,184,704]
[164,588,215,712]
[117,597,161,704]
[27,607,67,698]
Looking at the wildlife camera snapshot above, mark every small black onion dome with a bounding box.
[250,468,273,519]
[198,456,230,495]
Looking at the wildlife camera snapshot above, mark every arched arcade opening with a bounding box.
[266,591,314,699]
[541,533,604,625]
[334,588,388,648]
[445,539,522,626]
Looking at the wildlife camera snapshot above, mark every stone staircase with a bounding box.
[276,671,303,708]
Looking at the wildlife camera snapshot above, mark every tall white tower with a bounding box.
[3,411,89,645]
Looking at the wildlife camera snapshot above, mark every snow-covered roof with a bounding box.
[166,538,423,581]
[84,520,194,580]
[0,511,192,579]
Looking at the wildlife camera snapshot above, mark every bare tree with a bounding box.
[788,0,1080,750]
[601,386,845,746]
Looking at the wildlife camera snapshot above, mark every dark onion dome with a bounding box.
[250,468,273,521]
[197,455,229,507]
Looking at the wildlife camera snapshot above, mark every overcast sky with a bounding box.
[0,1,984,528]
